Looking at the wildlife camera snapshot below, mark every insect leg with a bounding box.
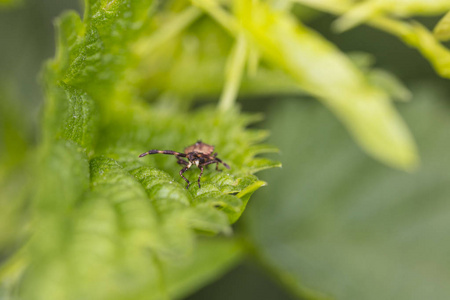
[213,157,231,169]
[177,159,188,165]
[139,150,186,158]
[197,166,204,188]
[176,155,188,166]
[180,166,190,189]
[200,160,215,167]
[202,159,221,171]
[212,153,222,170]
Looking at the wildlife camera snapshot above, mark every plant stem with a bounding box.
[218,33,248,112]
[293,0,413,37]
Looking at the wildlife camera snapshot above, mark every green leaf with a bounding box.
[245,85,450,300]
[346,52,411,102]
[2,1,279,298]
[295,0,450,80]
[0,87,30,176]
[236,0,418,169]
[164,238,244,299]
[134,12,302,99]
[367,69,412,102]
[397,23,450,79]
[0,86,32,290]
[20,157,243,300]
[333,0,450,32]
[434,11,450,41]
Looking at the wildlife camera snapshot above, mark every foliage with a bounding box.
[2,0,277,298]
[1,0,450,299]
[294,0,450,77]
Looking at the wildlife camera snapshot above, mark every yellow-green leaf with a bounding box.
[236,0,418,169]
[434,11,450,41]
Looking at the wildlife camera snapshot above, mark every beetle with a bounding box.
[139,140,230,189]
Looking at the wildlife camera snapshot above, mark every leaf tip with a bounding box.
[375,144,420,172]
[236,180,267,199]
[433,11,450,42]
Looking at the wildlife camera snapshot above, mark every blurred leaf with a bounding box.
[236,0,418,169]
[332,0,382,32]
[346,51,376,70]
[367,69,412,102]
[0,87,29,177]
[0,86,31,254]
[434,11,450,41]
[293,0,351,13]
[134,14,302,99]
[400,23,450,78]
[333,0,450,32]
[347,52,412,102]
[245,85,450,300]
[295,0,450,80]
[165,238,244,299]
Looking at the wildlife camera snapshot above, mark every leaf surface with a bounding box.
[2,1,279,298]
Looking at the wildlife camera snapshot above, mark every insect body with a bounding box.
[139,141,230,189]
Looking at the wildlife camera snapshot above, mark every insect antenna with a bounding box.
[139,150,186,158]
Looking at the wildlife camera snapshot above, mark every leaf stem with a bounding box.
[247,46,260,78]
[134,6,203,56]
[190,0,240,35]
[218,33,248,112]
[293,0,413,37]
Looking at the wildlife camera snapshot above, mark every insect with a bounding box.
[139,140,230,189]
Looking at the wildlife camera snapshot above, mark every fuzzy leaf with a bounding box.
[3,1,278,298]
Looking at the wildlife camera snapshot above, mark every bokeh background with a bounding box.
[1,1,450,299]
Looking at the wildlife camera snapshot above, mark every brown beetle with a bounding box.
[139,141,230,189]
